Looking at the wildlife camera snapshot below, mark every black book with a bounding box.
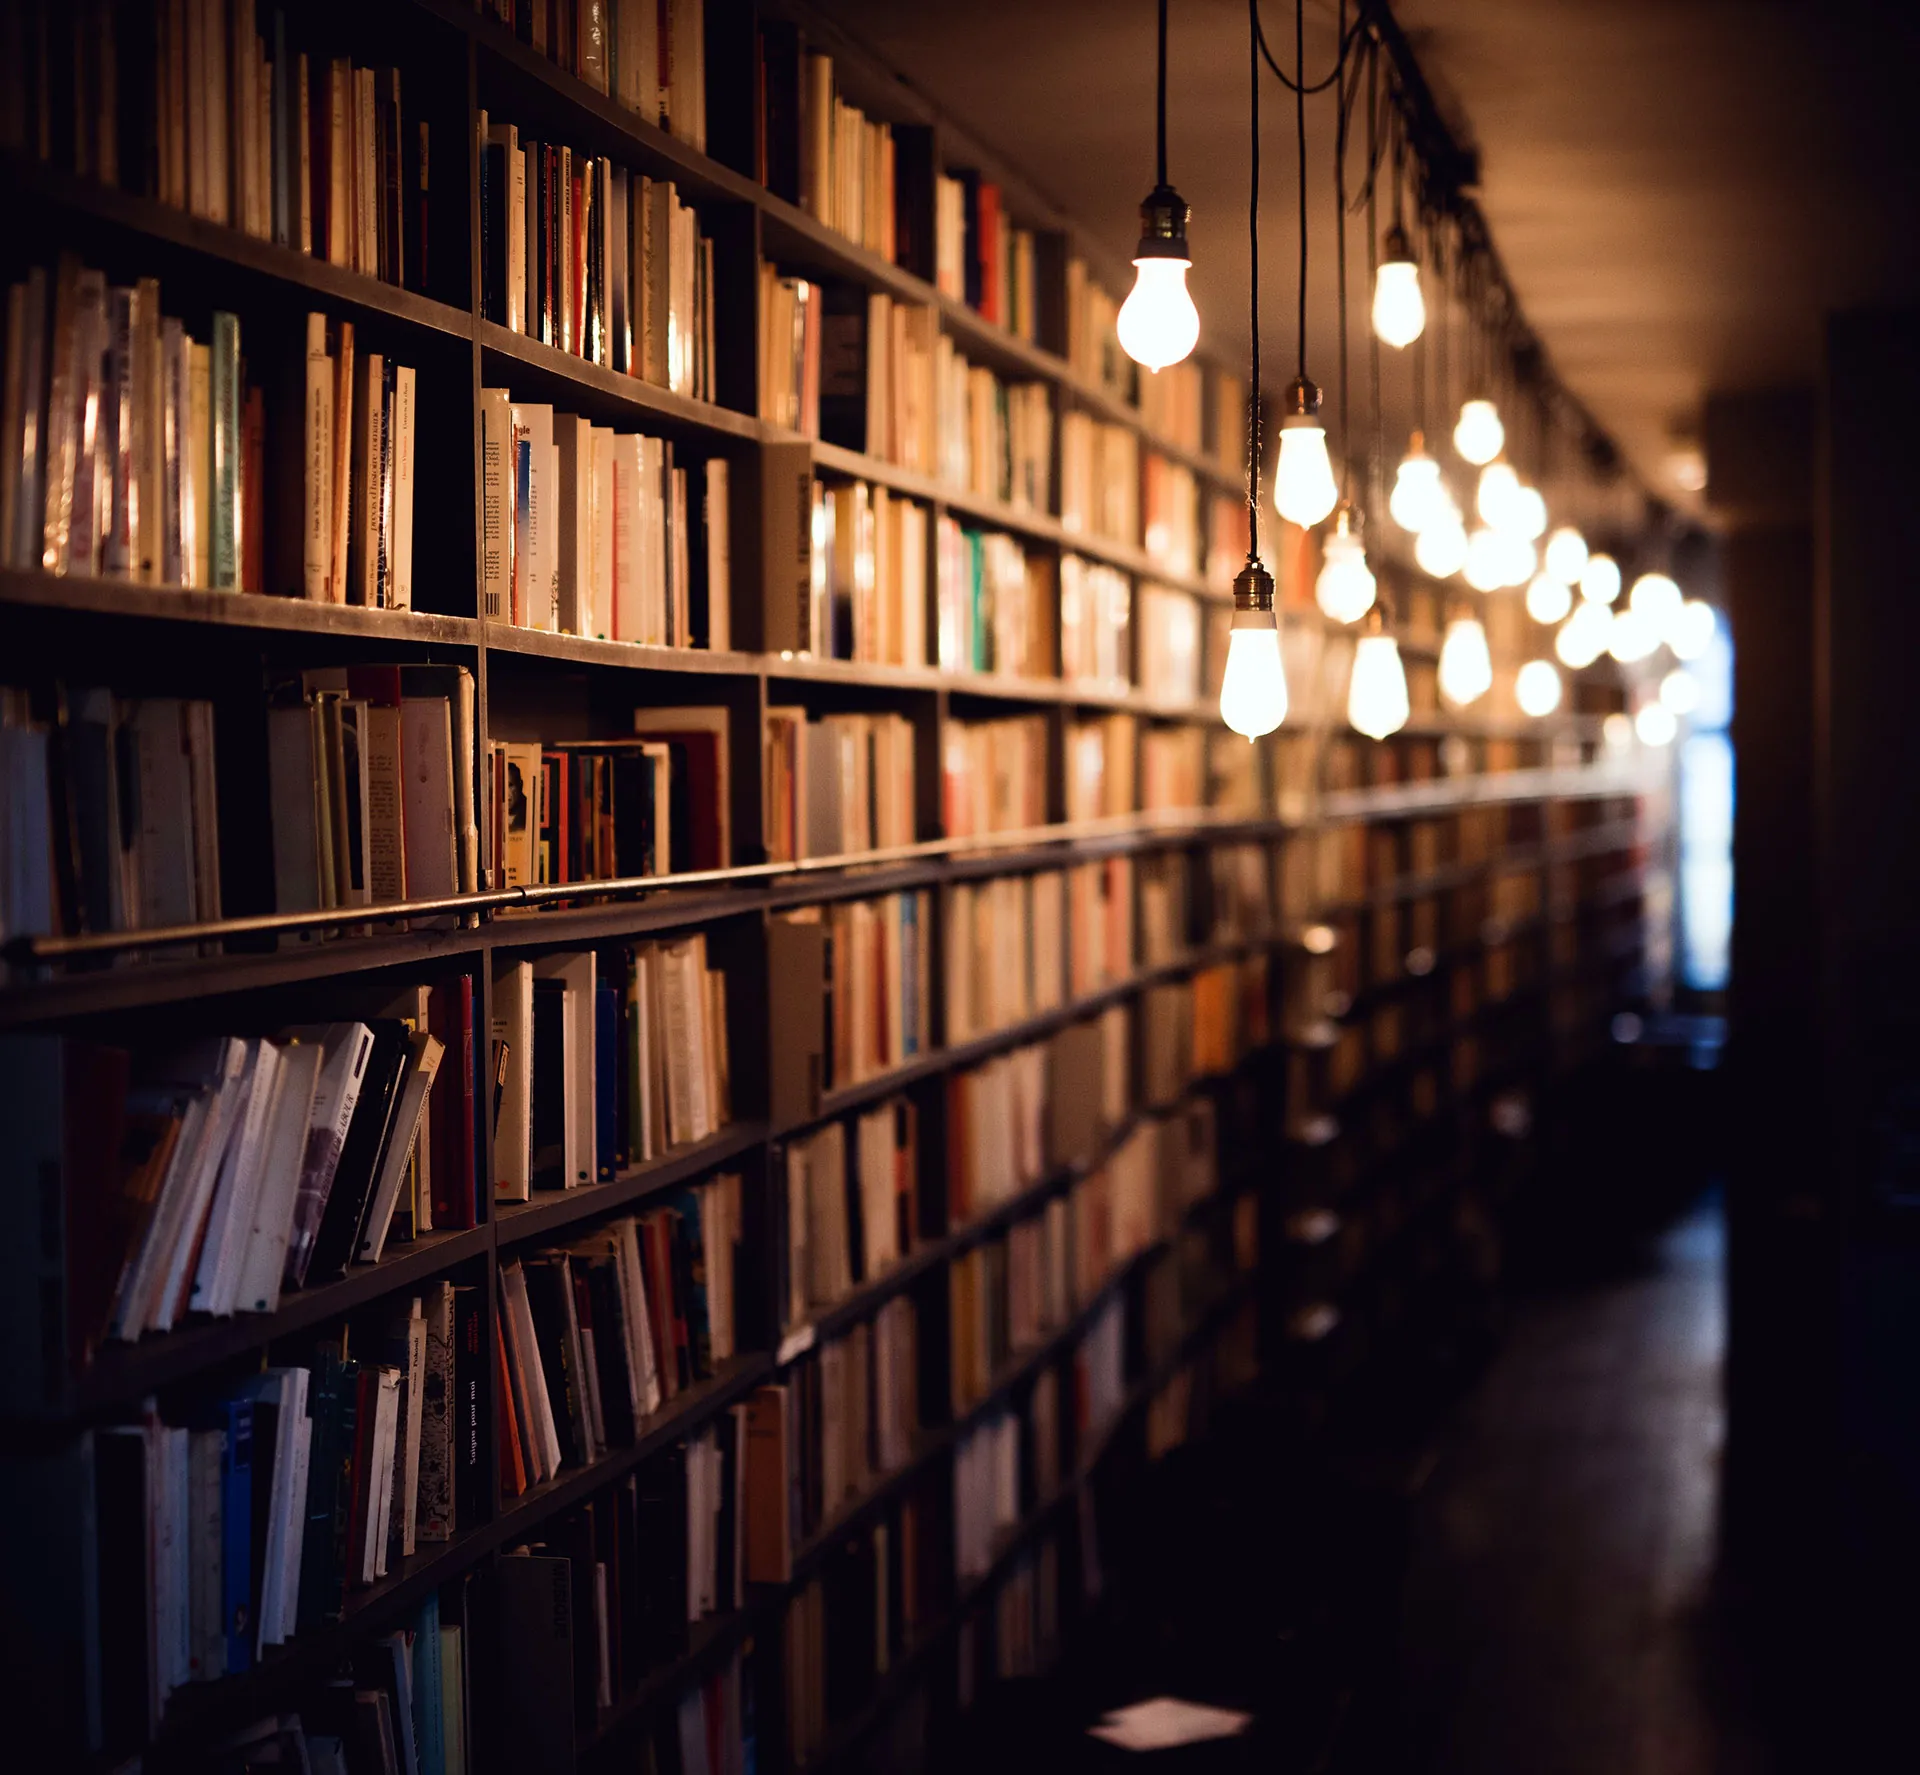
[892,125,936,282]
[634,1444,689,1668]
[819,284,872,454]
[296,1344,360,1635]
[530,977,568,1190]
[522,1256,584,1470]
[613,1475,645,1687]
[452,1285,485,1531]
[482,136,507,326]
[583,1257,637,1449]
[759,20,803,205]
[609,750,656,880]
[305,1019,412,1284]
[94,1427,151,1755]
[495,1554,576,1775]
[957,169,984,310]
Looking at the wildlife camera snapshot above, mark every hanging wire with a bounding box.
[1333,0,1350,487]
[1156,0,1169,188]
[1256,0,1363,94]
[1246,0,1263,555]
[1294,0,1309,377]
[1365,32,1384,512]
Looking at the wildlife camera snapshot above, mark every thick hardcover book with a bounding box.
[428,979,477,1230]
[529,977,569,1191]
[635,1443,690,1667]
[210,311,241,588]
[495,1555,576,1775]
[296,1345,359,1635]
[452,1286,485,1530]
[522,1256,585,1470]
[303,1020,411,1284]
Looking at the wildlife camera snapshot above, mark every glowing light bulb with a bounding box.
[1629,571,1683,634]
[1580,552,1622,605]
[1509,486,1548,541]
[1315,507,1376,623]
[1635,702,1678,747]
[1275,421,1339,528]
[1371,230,1425,348]
[1495,532,1538,588]
[1669,598,1716,661]
[1660,667,1699,714]
[1219,568,1288,737]
[1603,712,1634,750]
[1556,599,1611,668]
[1544,527,1589,585]
[1476,460,1521,528]
[1416,507,1469,579]
[1515,658,1563,717]
[1117,258,1200,372]
[1389,443,1445,534]
[1526,571,1573,625]
[1608,605,1660,662]
[1348,632,1410,739]
[1438,616,1493,707]
[1464,525,1506,591]
[1454,398,1505,466]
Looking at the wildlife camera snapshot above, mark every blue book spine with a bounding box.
[412,1592,445,1775]
[220,1397,255,1673]
[596,979,618,1180]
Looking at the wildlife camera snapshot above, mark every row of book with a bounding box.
[762,707,917,866]
[795,48,898,262]
[270,666,478,916]
[943,876,1066,1047]
[1059,555,1132,692]
[479,116,716,402]
[934,169,1040,346]
[941,713,1048,840]
[779,1098,920,1332]
[1063,258,1128,402]
[1064,712,1137,823]
[826,290,939,472]
[479,388,731,647]
[8,4,432,295]
[936,346,1052,513]
[934,518,1051,678]
[495,1175,741,1494]
[801,474,931,665]
[484,0,714,156]
[1060,412,1140,549]
[4,1007,470,1412]
[1142,455,1202,580]
[948,1200,1073,1414]
[491,935,733,1201]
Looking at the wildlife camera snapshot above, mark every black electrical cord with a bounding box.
[1256,0,1363,94]
[1156,0,1169,189]
[1294,0,1308,378]
[1247,0,1262,549]
[1365,33,1384,504]
[1333,0,1349,489]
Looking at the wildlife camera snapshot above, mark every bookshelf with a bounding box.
[0,3,1660,1772]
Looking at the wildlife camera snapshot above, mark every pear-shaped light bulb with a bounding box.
[1275,418,1340,529]
[1219,608,1288,739]
[1495,532,1538,588]
[1315,507,1377,623]
[1603,712,1635,751]
[1608,605,1661,663]
[1556,599,1612,668]
[1544,526,1589,585]
[1635,702,1678,747]
[1515,658,1563,717]
[1349,632,1411,740]
[1439,615,1494,707]
[1476,460,1521,528]
[1629,571,1683,634]
[1117,257,1200,373]
[1389,444,1445,534]
[1416,506,1469,579]
[1372,235,1425,349]
[1526,571,1573,625]
[1454,398,1505,466]
[1509,486,1548,541]
[1669,598,1716,661]
[1580,552,1622,605]
[1464,525,1506,591]
[1660,667,1700,714]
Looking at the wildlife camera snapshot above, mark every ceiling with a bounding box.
[811,0,1920,527]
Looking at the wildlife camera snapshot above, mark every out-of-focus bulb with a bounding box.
[1526,571,1573,625]
[1219,609,1288,738]
[1660,668,1699,714]
[1580,552,1622,604]
[1515,658,1563,717]
[1608,605,1661,662]
[1439,616,1493,707]
[1669,598,1716,661]
[1476,460,1521,528]
[1454,398,1505,466]
[1635,702,1678,747]
[1389,442,1445,534]
[1495,533,1537,588]
[1556,599,1612,668]
[1372,233,1426,348]
[1509,486,1548,541]
[1315,507,1376,623]
[1545,527,1589,585]
[1603,711,1635,750]
[1117,257,1200,372]
[1276,417,1340,528]
[1464,525,1506,591]
[1415,507,1469,579]
[1349,633,1411,739]
[1630,571,1683,634]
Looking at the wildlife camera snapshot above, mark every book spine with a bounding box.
[303,313,332,599]
[209,310,240,589]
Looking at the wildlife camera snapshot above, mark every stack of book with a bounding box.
[1059,412,1140,547]
[804,476,931,664]
[1064,259,1129,402]
[778,1097,920,1329]
[1142,455,1200,579]
[1059,556,1133,692]
[763,707,917,865]
[942,713,1048,839]
[933,519,1053,677]
[943,872,1066,1044]
[758,264,820,436]
[270,664,479,914]
[945,1041,1050,1225]
[933,171,1039,343]
[480,117,715,400]
[948,1203,1070,1413]
[0,685,219,943]
[934,341,1052,511]
[492,937,732,1201]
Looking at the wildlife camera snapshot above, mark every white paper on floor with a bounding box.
[1086,1697,1253,1751]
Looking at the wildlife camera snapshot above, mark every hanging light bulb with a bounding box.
[1372,226,1425,348]
[1454,398,1505,466]
[1464,525,1506,591]
[1602,711,1635,751]
[1389,436,1445,533]
[1117,0,1199,372]
[1669,598,1716,661]
[1220,559,1288,738]
[1509,485,1548,541]
[1476,460,1521,528]
[1439,614,1493,707]
[1580,552,1622,604]
[1416,503,1469,579]
[1555,599,1612,668]
[1515,659,1563,717]
[1275,376,1339,528]
[1544,526,1589,585]
[1608,605,1661,662]
[1349,621,1411,740]
[1315,504,1377,623]
[1526,571,1573,625]
[1635,702,1678,747]
[1660,667,1700,714]
[1629,571,1683,635]
[1495,532,1537,588]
